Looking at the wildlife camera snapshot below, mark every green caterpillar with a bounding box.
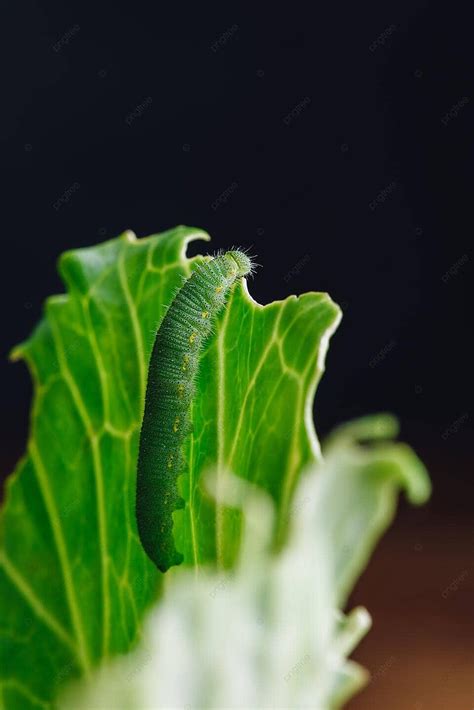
[136,249,253,571]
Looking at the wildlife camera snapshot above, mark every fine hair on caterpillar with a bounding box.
[136,248,254,571]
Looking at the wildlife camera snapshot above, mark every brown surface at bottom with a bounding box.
[347,503,473,710]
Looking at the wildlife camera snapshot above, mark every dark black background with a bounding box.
[2,2,472,480]
[1,3,473,708]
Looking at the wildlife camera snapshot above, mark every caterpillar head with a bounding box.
[225,250,253,278]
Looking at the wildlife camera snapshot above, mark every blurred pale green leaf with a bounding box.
[60,415,430,710]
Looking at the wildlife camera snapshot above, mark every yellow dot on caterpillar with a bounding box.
[167,456,174,469]
[215,285,223,294]
[182,355,189,371]
[189,332,197,344]
[177,383,185,397]
[173,417,180,433]
[227,269,236,277]
[202,310,209,318]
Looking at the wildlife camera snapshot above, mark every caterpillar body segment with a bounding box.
[136,249,252,571]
